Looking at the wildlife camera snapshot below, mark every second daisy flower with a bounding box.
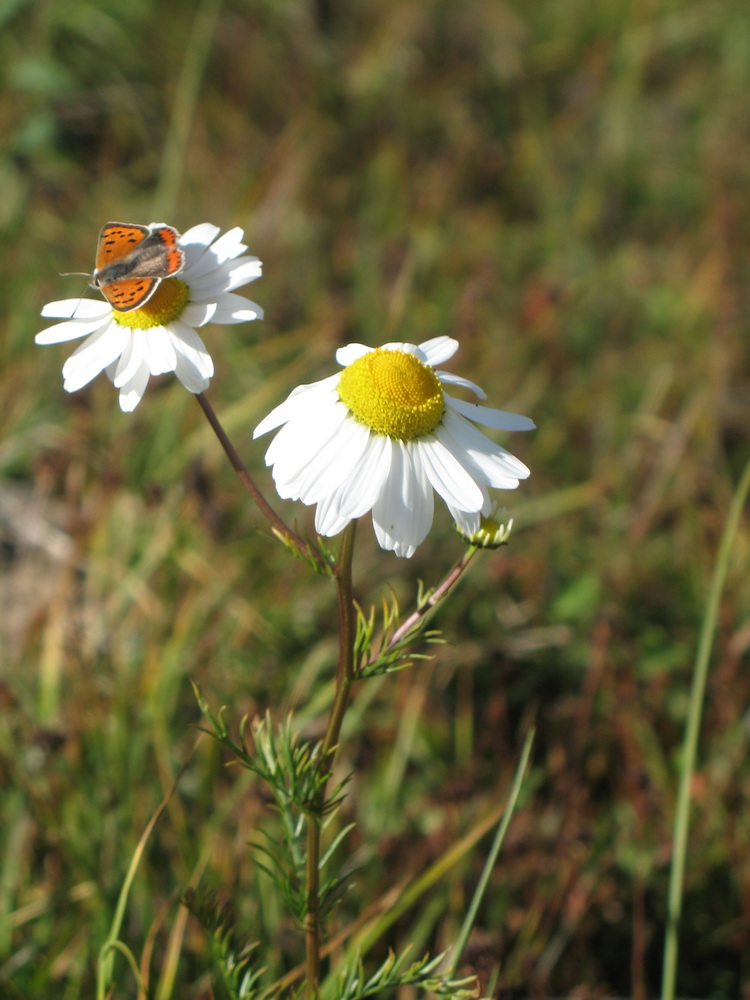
[254,337,534,558]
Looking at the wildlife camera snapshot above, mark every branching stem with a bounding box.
[382,547,476,655]
[305,521,358,998]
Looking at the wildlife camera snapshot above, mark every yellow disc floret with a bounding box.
[338,348,445,440]
[112,279,190,329]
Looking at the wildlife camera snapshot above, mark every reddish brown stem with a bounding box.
[379,547,477,657]
[195,392,326,572]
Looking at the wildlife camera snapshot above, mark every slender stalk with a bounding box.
[661,455,750,1000]
[322,521,358,758]
[383,547,476,654]
[304,521,358,998]
[195,393,326,571]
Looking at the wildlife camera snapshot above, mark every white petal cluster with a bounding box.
[36,224,262,411]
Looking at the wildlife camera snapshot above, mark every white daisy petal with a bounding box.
[290,417,372,506]
[380,341,420,356]
[267,401,351,492]
[145,326,178,376]
[440,408,530,483]
[372,442,433,557]
[209,295,264,324]
[416,437,485,512]
[36,316,107,345]
[174,349,212,394]
[256,337,533,556]
[118,362,151,412]
[179,222,221,248]
[168,320,214,379]
[112,335,144,388]
[254,377,341,438]
[181,250,216,282]
[205,227,248,264]
[435,371,487,400]
[335,432,392,521]
[41,298,111,321]
[417,336,459,366]
[315,492,353,537]
[371,443,411,553]
[447,395,536,432]
[300,421,382,535]
[186,261,261,298]
[62,323,130,392]
[224,258,262,289]
[448,506,482,536]
[181,302,217,327]
[336,343,373,366]
[187,273,239,299]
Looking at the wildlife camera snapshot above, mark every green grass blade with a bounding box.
[96,747,196,999]
[449,724,535,976]
[661,455,750,1000]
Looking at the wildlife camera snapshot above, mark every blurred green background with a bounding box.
[2,0,750,996]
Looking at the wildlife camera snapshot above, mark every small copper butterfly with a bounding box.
[91,222,185,312]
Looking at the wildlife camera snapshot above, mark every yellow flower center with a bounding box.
[338,348,445,440]
[112,279,189,329]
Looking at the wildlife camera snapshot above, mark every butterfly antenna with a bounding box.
[59,274,100,319]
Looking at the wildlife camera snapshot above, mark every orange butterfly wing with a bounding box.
[96,223,150,271]
[147,226,184,277]
[101,277,160,311]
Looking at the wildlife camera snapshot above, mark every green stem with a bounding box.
[323,521,358,759]
[305,521,358,998]
[661,455,750,1000]
[195,393,326,571]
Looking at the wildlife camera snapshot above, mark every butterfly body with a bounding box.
[92,222,185,312]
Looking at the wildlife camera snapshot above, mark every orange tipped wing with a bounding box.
[146,226,184,277]
[96,223,150,271]
[100,277,160,311]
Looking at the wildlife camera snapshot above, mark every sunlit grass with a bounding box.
[2,0,750,996]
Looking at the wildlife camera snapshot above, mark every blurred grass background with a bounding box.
[2,0,750,996]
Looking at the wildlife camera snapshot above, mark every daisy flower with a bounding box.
[36,223,262,412]
[253,337,534,558]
